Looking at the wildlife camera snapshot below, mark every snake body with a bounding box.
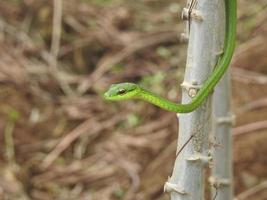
[104,0,236,113]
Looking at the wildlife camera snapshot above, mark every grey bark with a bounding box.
[211,71,233,199]
[164,0,225,199]
[210,0,233,199]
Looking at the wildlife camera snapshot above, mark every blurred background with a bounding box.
[0,0,267,199]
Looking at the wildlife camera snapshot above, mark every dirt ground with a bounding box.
[0,0,267,200]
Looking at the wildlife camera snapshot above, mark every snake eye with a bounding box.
[118,88,126,95]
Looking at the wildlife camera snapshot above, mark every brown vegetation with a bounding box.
[0,0,267,199]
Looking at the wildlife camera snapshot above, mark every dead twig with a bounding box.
[237,98,267,113]
[51,0,62,60]
[77,29,180,94]
[234,180,267,200]
[232,68,267,85]
[133,113,174,135]
[41,116,123,169]
[233,120,267,136]
[49,0,74,95]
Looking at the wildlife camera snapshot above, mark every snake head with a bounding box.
[104,83,140,101]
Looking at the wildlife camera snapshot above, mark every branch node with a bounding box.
[216,114,235,125]
[182,8,203,22]
[209,176,231,188]
[215,49,224,56]
[186,153,212,165]
[164,180,187,195]
[180,33,189,42]
[181,81,202,98]
[188,88,197,98]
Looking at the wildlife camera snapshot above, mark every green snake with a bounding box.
[104,0,236,113]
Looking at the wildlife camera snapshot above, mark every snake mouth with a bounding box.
[103,92,111,99]
[103,91,119,101]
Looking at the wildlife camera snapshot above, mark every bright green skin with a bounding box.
[104,0,236,113]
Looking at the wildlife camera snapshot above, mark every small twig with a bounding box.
[77,30,180,94]
[232,68,267,85]
[212,187,218,200]
[50,0,74,95]
[144,140,176,173]
[41,116,122,169]
[51,0,62,62]
[41,119,93,169]
[133,113,173,135]
[176,134,194,157]
[235,180,267,200]
[4,107,20,165]
[237,97,267,113]
[176,117,209,157]
[188,0,198,33]
[233,120,267,136]
[5,120,16,164]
